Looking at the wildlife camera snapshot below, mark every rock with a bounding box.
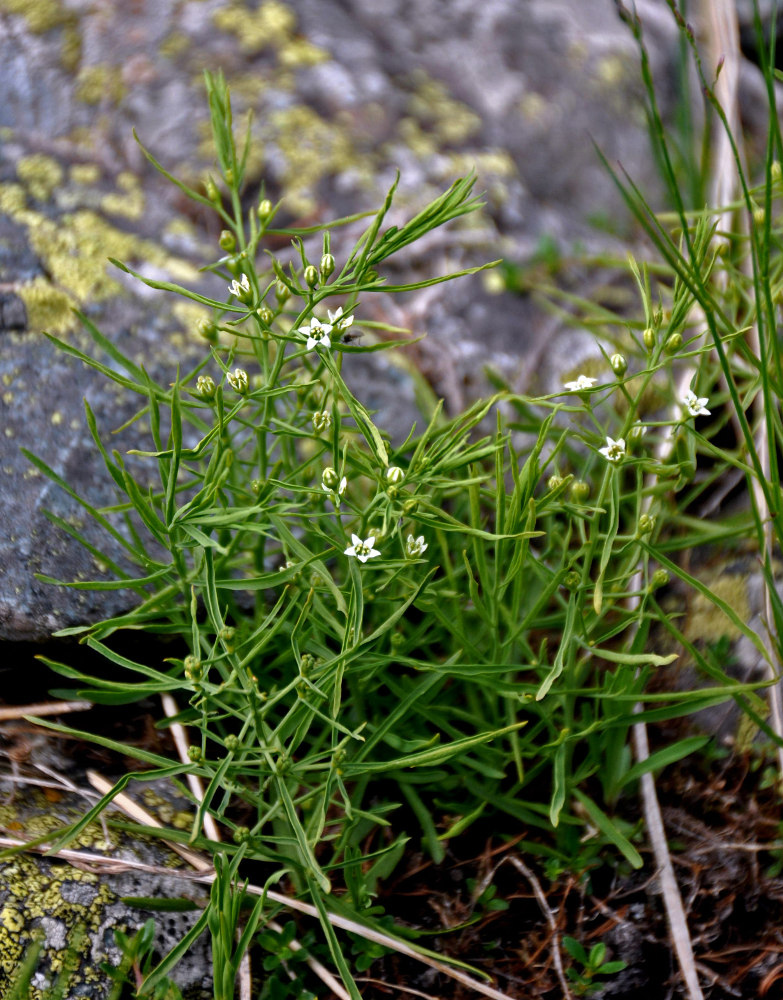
[0,770,213,998]
[0,0,745,639]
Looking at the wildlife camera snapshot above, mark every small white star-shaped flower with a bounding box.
[298,317,333,351]
[344,533,381,563]
[327,307,354,332]
[228,274,252,303]
[683,390,710,418]
[599,436,626,463]
[405,534,427,559]
[564,375,597,392]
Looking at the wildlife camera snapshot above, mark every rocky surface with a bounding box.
[0,0,751,640]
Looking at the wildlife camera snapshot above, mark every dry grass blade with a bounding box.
[0,700,91,721]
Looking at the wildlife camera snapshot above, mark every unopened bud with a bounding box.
[664,333,682,355]
[184,655,202,680]
[188,745,203,763]
[304,264,319,288]
[772,161,782,182]
[224,734,239,753]
[275,280,291,303]
[651,568,670,590]
[312,410,331,433]
[224,167,234,186]
[206,178,220,202]
[320,253,335,279]
[643,327,656,351]
[753,206,766,226]
[219,229,236,252]
[227,368,249,395]
[198,319,218,343]
[196,374,216,400]
[570,480,590,503]
[321,466,340,490]
[563,570,581,590]
[637,513,655,534]
[385,465,405,485]
[610,353,627,376]
[547,474,564,490]
[258,198,273,221]
[256,304,274,325]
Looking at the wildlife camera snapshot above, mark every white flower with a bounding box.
[226,368,249,394]
[344,533,381,563]
[599,436,626,463]
[196,374,216,399]
[683,389,710,418]
[228,273,252,303]
[298,317,333,351]
[321,467,346,497]
[405,534,427,559]
[564,375,597,392]
[327,306,354,332]
[385,465,405,485]
[312,410,331,433]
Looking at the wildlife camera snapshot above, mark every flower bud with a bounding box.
[258,198,273,221]
[773,161,782,182]
[547,474,564,490]
[321,466,340,490]
[753,206,765,226]
[232,826,250,844]
[312,410,331,433]
[637,513,656,535]
[256,303,274,325]
[228,273,253,304]
[187,745,203,763]
[610,353,627,376]
[563,570,581,590]
[386,465,405,485]
[224,734,239,753]
[198,318,218,343]
[304,264,319,288]
[570,480,590,503]
[627,422,647,444]
[224,167,234,186]
[643,327,655,351]
[196,374,216,400]
[219,229,236,252]
[275,280,291,303]
[227,368,249,395]
[206,177,220,202]
[184,655,202,681]
[320,253,335,279]
[651,568,669,590]
[664,333,682,355]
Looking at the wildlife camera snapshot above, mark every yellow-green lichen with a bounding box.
[159,31,190,59]
[16,155,64,202]
[212,0,296,54]
[0,182,28,215]
[684,571,753,645]
[407,70,481,146]
[75,64,126,106]
[172,300,210,341]
[60,21,82,72]
[0,0,71,33]
[18,278,78,335]
[69,163,101,186]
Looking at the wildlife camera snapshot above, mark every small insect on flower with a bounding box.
[298,317,333,352]
[564,374,597,392]
[228,273,253,303]
[683,389,710,418]
[599,436,626,463]
[405,534,427,559]
[344,534,381,563]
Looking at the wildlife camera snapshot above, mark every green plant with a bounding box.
[562,936,627,996]
[12,23,783,995]
[103,920,183,1000]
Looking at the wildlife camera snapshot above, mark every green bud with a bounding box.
[563,570,581,590]
[226,256,242,276]
[772,160,782,182]
[184,655,202,681]
[651,568,669,590]
[753,205,765,226]
[205,178,220,202]
[320,253,335,279]
[187,745,203,763]
[321,466,340,490]
[258,198,273,221]
[304,264,319,288]
[312,410,331,433]
[610,353,627,376]
[637,513,655,535]
[643,327,655,351]
[547,474,564,490]
[224,167,234,186]
[664,333,682,355]
[256,304,274,325]
[570,480,590,503]
[232,826,251,844]
[224,734,240,753]
[196,374,216,400]
[628,422,646,445]
[219,229,236,252]
[226,368,249,395]
[385,465,405,485]
[275,280,291,303]
[198,319,218,343]
[390,631,404,648]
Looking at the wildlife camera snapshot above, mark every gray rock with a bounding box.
[0,0,734,639]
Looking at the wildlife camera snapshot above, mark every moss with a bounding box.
[16,155,64,202]
[75,64,125,106]
[0,0,71,33]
